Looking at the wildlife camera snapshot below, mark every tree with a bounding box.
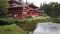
[0,0,9,16]
[40,2,60,18]
[19,0,22,4]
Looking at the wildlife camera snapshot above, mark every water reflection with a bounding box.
[33,22,60,34]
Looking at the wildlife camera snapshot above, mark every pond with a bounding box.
[30,22,60,34]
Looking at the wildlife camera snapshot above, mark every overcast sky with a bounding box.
[23,0,60,7]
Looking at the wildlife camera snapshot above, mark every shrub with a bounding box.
[0,20,9,25]
[0,18,15,25]
[0,17,51,25]
[52,18,60,23]
[15,17,51,31]
[26,16,32,19]
[15,17,51,24]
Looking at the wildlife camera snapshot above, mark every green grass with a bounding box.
[0,24,27,34]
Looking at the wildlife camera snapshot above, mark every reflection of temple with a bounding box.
[8,0,44,19]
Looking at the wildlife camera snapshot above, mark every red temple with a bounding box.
[8,0,44,19]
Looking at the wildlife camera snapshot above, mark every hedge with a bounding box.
[0,17,51,25]
[52,18,60,23]
[16,17,51,24]
[0,17,51,31]
[0,18,16,25]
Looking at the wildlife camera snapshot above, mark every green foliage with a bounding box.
[0,24,27,34]
[52,18,60,23]
[0,0,9,16]
[16,17,50,24]
[0,17,51,25]
[0,17,50,31]
[15,17,51,31]
[0,18,15,25]
[40,2,60,18]
[26,16,32,19]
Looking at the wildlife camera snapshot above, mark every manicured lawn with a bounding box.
[0,24,27,34]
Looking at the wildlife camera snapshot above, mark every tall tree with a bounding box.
[19,0,22,4]
[0,0,9,16]
[40,2,60,18]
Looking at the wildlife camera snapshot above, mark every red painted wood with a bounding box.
[8,2,44,19]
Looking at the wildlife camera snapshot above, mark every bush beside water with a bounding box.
[0,17,51,25]
[52,18,60,23]
[1,17,60,33]
[0,17,50,31]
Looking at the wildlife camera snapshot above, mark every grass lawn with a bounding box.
[0,24,27,34]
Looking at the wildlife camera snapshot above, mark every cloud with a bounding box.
[23,0,60,7]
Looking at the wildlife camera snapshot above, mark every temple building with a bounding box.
[7,0,44,19]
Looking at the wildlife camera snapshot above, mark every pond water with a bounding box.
[32,22,60,34]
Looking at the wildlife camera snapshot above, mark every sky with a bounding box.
[23,0,60,7]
